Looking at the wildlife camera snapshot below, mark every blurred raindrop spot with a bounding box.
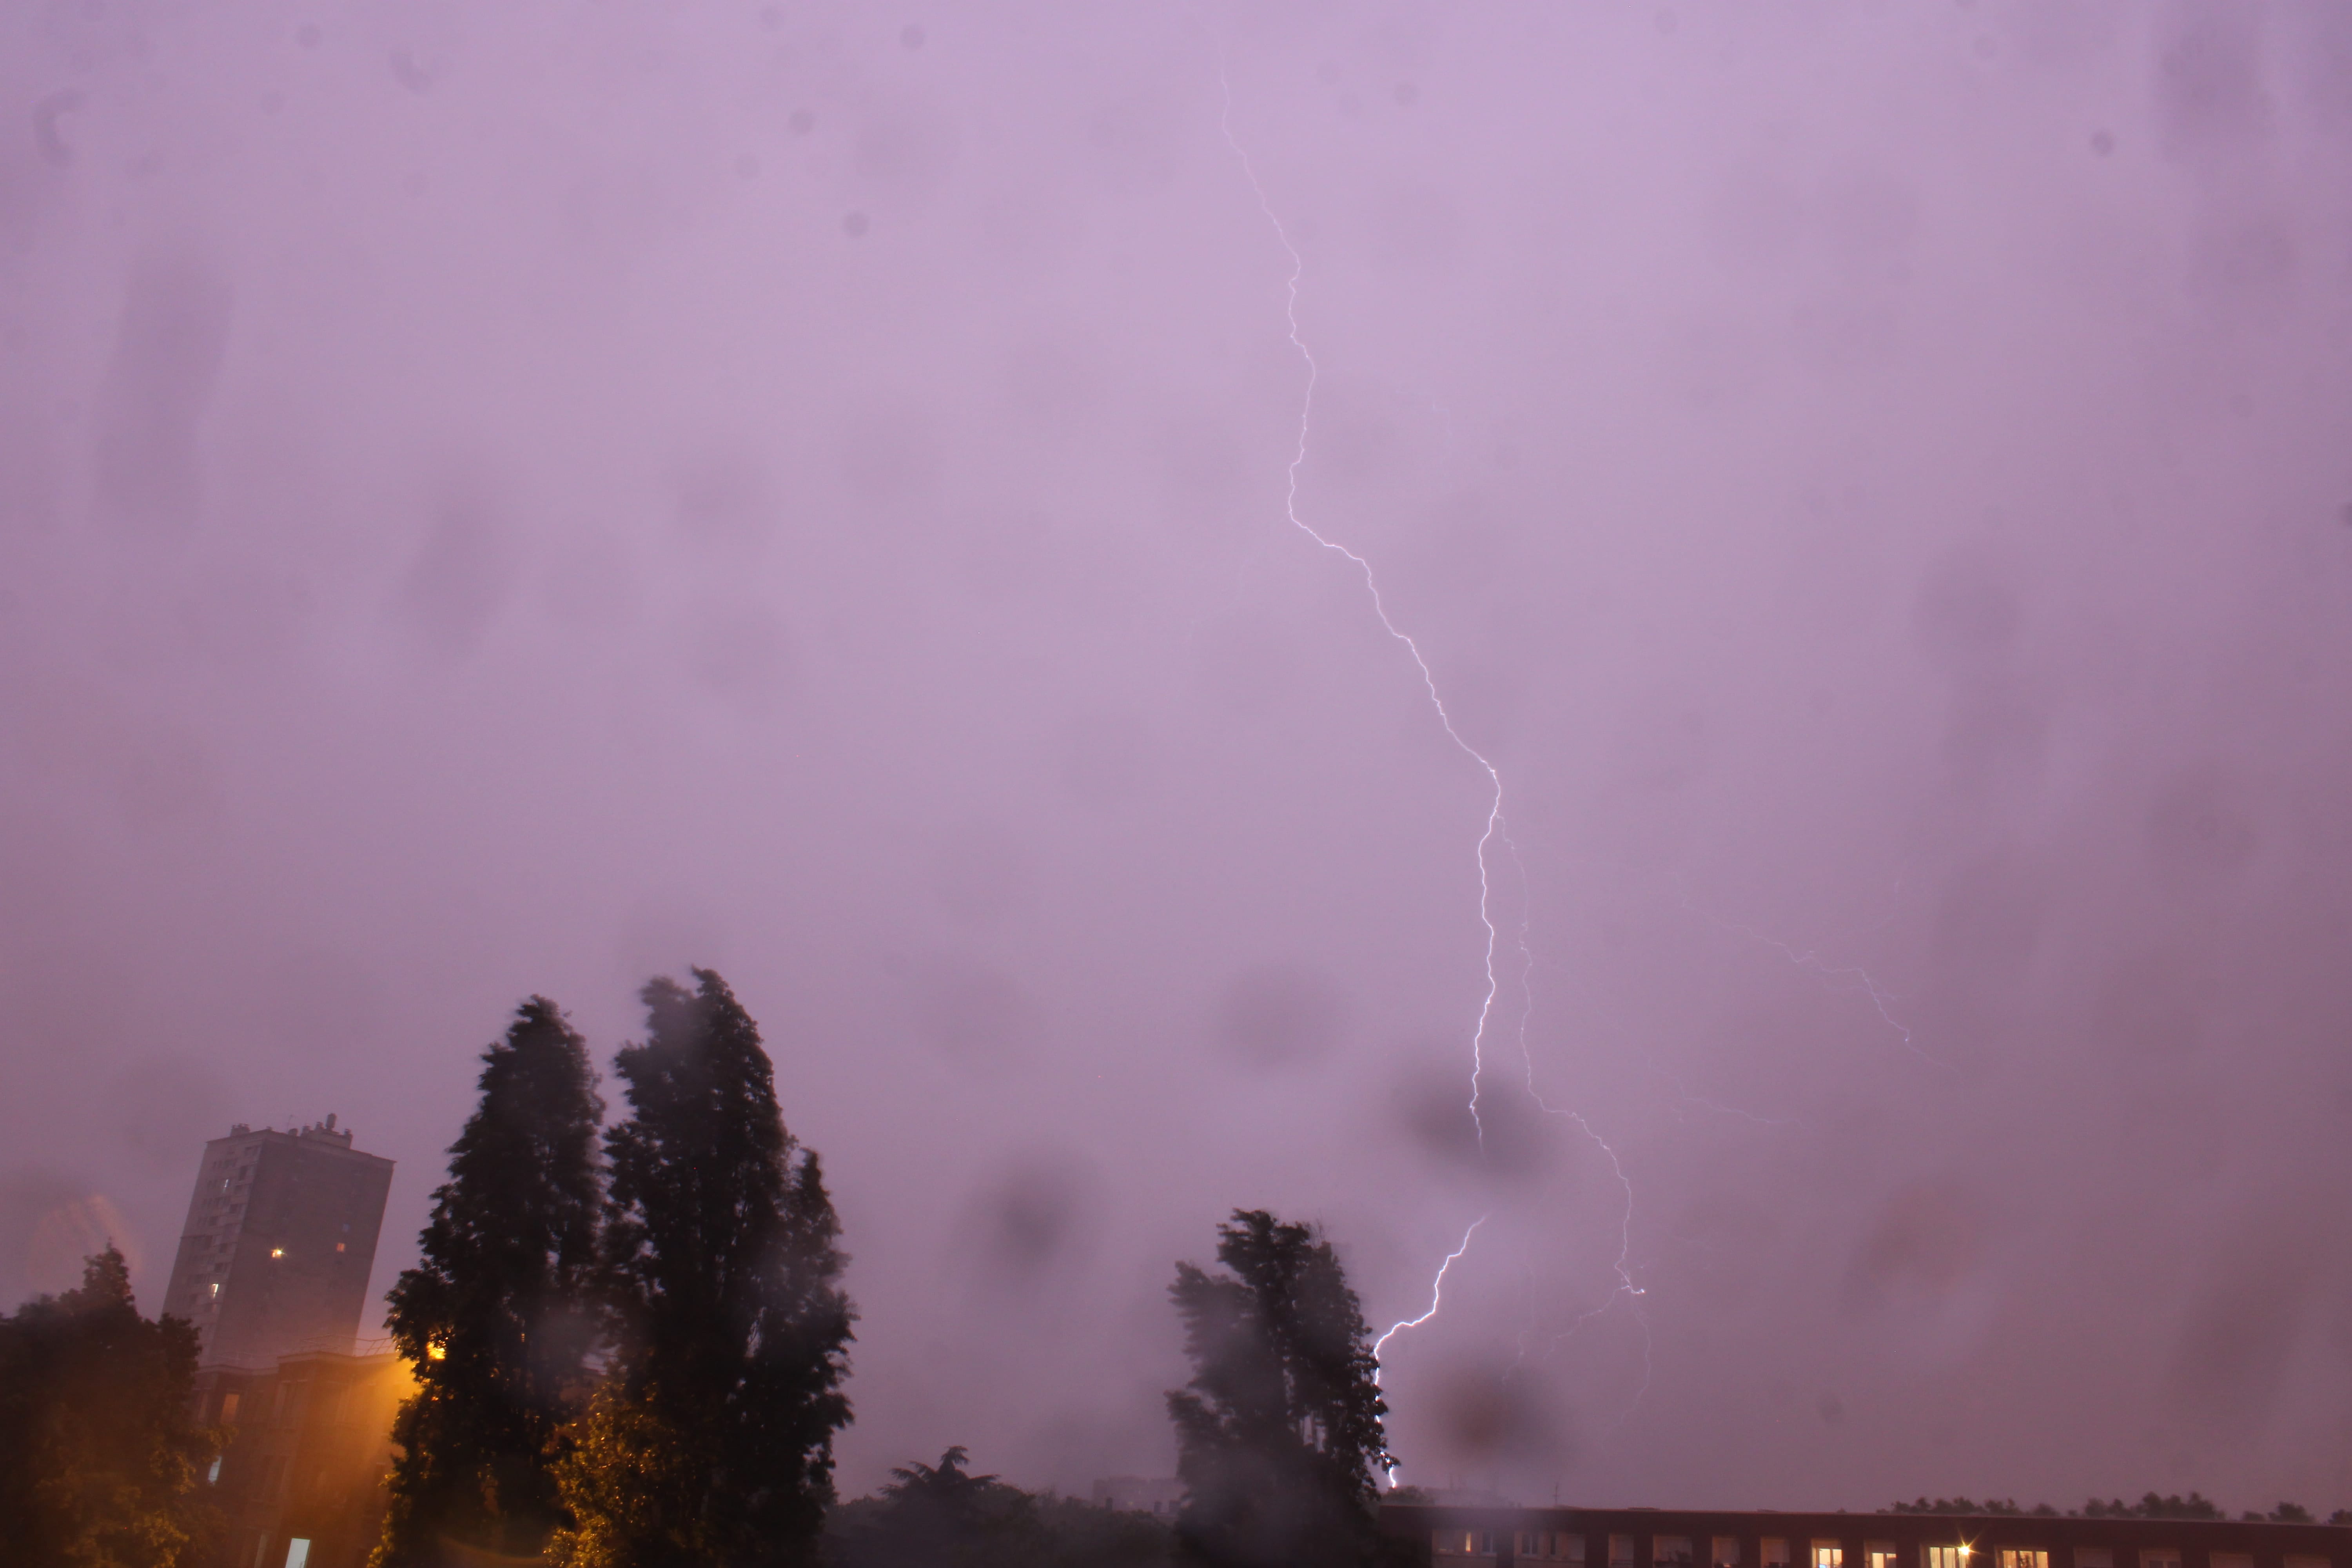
[842,211,869,237]
[1655,9,1679,35]
[900,23,926,51]
[1217,963,1346,1067]
[1392,80,1419,107]
[2090,128,2115,156]
[388,49,434,93]
[296,23,320,47]
[735,153,760,179]
[789,109,815,134]
[1912,546,2021,668]
[34,89,85,166]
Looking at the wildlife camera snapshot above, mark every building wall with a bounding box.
[163,1119,395,1368]
[196,1351,414,1568]
[1381,1506,2351,1568]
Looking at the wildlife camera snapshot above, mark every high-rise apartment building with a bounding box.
[162,1117,396,1368]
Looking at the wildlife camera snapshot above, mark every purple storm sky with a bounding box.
[5,0,2352,1512]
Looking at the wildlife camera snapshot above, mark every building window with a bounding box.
[1763,1541,1791,1568]
[2210,1555,2253,1568]
[2283,1557,2328,1568]
[1814,1542,1845,1568]
[1566,1537,1587,1565]
[2078,1550,2112,1568]
[2140,1552,2180,1568]
[1998,1550,2049,1568]
[1613,1537,1637,1568]
[1658,1539,1695,1566]
[283,1542,310,1568]
[1868,1544,1897,1568]
[207,1457,222,1485]
[1714,1540,1742,1567]
[219,1392,240,1423]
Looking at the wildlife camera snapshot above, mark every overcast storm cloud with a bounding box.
[5,0,2352,1512]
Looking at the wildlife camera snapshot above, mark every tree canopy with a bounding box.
[376,995,607,1565]
[0,1247,218,1568]
[1165,1209,1391,1568]
[550,969,855,1568]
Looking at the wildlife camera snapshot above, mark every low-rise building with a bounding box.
[1379,1505,2349,1568]
[195,1347,412,1568]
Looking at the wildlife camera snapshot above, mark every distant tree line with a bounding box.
[1889,1496,2348,1525]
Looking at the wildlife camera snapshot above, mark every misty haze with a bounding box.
[4,0,2351,1553]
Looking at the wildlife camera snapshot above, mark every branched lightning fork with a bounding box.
[1212,58,1650,1443]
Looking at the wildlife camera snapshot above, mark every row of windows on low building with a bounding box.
[1436,1533,2331,1568]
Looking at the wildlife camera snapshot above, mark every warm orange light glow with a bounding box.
[426,1340,447,1361]
[269,1247,285,1259]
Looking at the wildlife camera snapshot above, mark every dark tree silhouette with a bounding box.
[0,1246,218,1568]
[826,1448,1172,1568]
[375,996,606,1564]
[1165,1209,1391,1568]
[551,969,854,1568]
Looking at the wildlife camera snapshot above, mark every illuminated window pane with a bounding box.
[1814,1542,1845,1568]
[1867,1543,1898,1568]
[284,1543,310,1568]
[1763,1540,1791,1568]
[1657,1538,1694,1566]
[1613,1537,1637,1568]
[1714,1540,1742,1567]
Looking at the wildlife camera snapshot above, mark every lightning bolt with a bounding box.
[1210,65,1508,1146]
[1209,53,1649,1456]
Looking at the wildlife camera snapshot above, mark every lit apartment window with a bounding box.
[2078,1550,2112,1568]
[207,1457,222,1485]
[284,1542,310,1568]
[1658,1538,1695,1566]
[1613,1536,1637,1568]
[1998,1549,2049,1568]
[1926,1547,1967,1568]
[1763,1541,1791,1568]
[1814,1542,1845,1568]
[1867,1543,1898,1568]
[2140,1551,2180,1568]
[220,1392,240,1423]
[2210,1554,2253,1568]
[1714,1539,1742,1566]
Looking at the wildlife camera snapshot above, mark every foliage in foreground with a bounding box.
[0,1247,218,1568]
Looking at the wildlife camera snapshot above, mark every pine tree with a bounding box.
[552,969,855,1568]
[0,1246,219,1568]
[376,996,605,1564]
[1165,1210,1392,1568]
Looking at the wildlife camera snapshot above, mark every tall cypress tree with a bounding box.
[376,996,605,1565]
[1166,1210,1391,1568]
[554,969,854,1568]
